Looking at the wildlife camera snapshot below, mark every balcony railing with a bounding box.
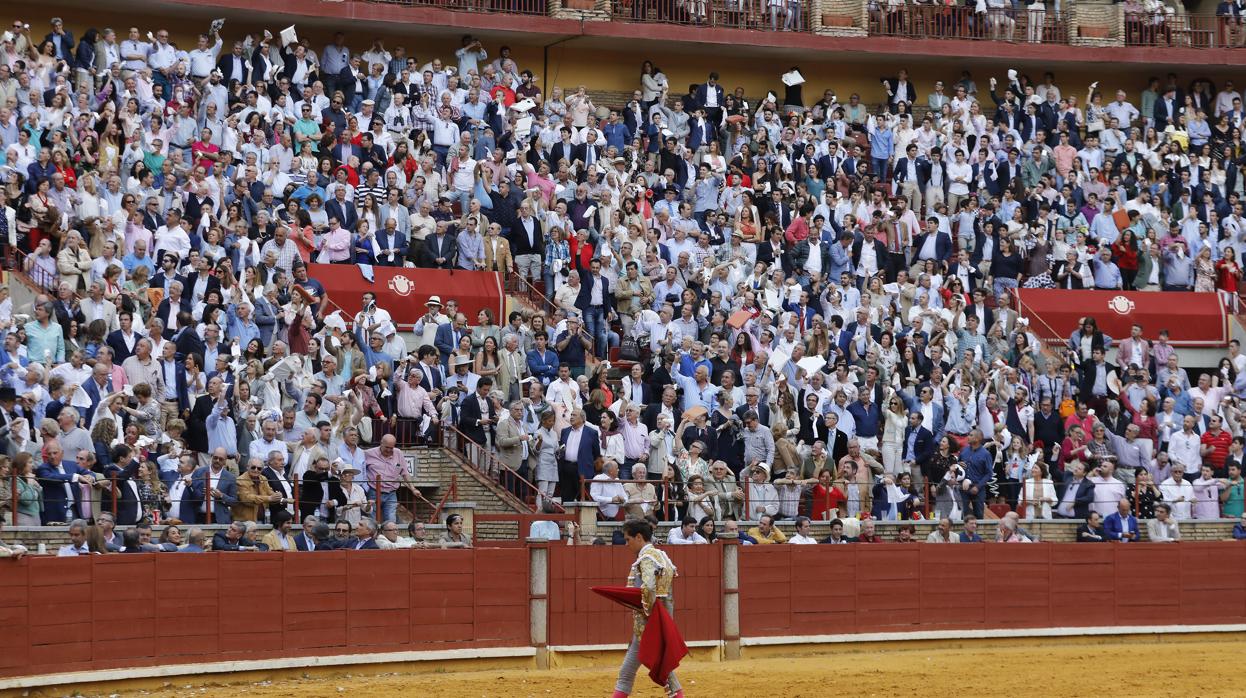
[364,0,549,15]
[612,0,813,31]
[867,4,1070,43]
[1124,12,1246,48]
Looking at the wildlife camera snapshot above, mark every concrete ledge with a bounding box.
[0,646,537,691]
[740,624,1246,647]
[548,640,722,652]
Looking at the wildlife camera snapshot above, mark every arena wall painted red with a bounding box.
[3,543,1246,680]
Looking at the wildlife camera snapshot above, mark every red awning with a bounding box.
[309,265,505,330]
[1015,290,1230,348]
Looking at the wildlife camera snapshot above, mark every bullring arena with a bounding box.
[5,0,1246,693]
[8,542,1246,696]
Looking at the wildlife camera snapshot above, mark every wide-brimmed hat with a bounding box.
[426,295,443,307]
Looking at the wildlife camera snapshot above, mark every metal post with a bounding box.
[720,535,741,660]
[293,473,300,520]
[10,473,18,525]
[204,474,213,524]
[374,474,382,522]
[110,475,118,518]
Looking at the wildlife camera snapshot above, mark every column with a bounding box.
[527,539,550,669]
[720,533,741,660]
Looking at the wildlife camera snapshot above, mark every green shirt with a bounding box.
[1223,478,1245,518]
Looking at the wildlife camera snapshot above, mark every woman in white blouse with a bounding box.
[1017,462,1057,519]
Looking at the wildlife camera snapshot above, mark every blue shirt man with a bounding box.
[1104,499,1140,542]
[960,431,994,519]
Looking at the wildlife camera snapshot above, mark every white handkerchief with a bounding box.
[781,70,805,87]
[279,25,298,47]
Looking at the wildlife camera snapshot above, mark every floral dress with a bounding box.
[1195,255,1217,292]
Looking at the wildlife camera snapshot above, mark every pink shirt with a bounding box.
[364,446,406,493]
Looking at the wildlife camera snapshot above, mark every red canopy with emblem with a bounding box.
[307,265,505,330]
[1014,289,1230,348]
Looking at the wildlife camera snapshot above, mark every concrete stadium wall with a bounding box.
[6,542,1246,686]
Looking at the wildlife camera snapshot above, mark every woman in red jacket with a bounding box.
[1111,229,1140,290]
[1216,246,1242,313]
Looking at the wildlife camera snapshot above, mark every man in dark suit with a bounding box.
[694,72,726,124]
[1057,461,1096,518]
[374,222,408,266]
[963,288,996,333]
[329,133,362,168]
[434,314,468,369]
[882,70,919,112]
[173,324,207,365]
[345,518,381,549]
[735,389,771,428]
[217,41,252,84]
[299,457,346,523]
[155,283,191,339]
[549,128,578,168]
[901,412,935,481]
[105,311,141,364]
[850,232,889,282]
[326,188,359,231]
[458,377,498,445]
[575,259,615,361]
[1077,347,1118,415]
[181,260,222,306]
[910,217,953,268]
[893,143,925,213]
[558,409,600,503]
[113,463,147,526]
[36,442,91,524]
[420,221,458,269]
[212,521,261,551]
[1153,86,1181,128]
[44,18,75,61]
[508,203,544,284]
[293,514,320,551]
[183,380,223,455]
[149,253,185,295]
[184,449,239,524]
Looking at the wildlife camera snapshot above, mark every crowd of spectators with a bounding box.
[2,15,1246,553]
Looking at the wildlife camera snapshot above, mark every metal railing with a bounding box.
[868,5,1070,43]
[439,424,564,513]
[580,476,675,521]
[612,0,813,31]
[362,0,549,15]
[506,272,557,316]
[4,246,58,293]
[1124,12,1246,48]
[10,471,452,527]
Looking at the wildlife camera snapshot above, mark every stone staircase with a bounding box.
[408,446,533,539]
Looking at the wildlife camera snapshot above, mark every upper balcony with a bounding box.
[152,0,1246,65]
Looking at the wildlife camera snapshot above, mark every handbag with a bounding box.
[619,335,642,361]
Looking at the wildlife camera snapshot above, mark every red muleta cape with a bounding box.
[591,585,689,687]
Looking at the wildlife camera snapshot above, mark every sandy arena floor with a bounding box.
[85,636,1246,698]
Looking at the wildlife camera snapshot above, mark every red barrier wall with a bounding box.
[0,549,528,678]
[547,545,722,646]
[739,543,1246,637]
[6,544,1246,681]
[308,264,505,329]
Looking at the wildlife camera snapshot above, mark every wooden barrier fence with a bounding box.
[5,542,1246,683]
